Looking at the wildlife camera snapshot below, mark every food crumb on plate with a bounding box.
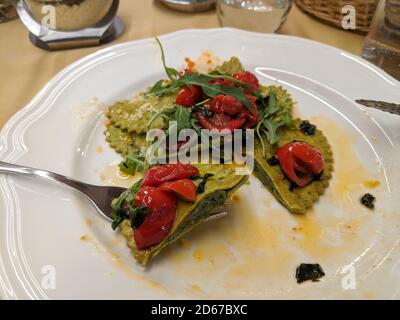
[231,194,241,202]
[193,248,204,262]
[363,180,380,189]
[180,239,191,250]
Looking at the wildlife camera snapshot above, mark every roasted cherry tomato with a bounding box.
[242,94,259,128]
[209,78,235,87]
[141,163,200,187]
[175,85,203,108]
[133,186,178,250]
[275,142,324,187]
[160,179,197,202]
[233,71,260,91]
[196,93,258,132]
[208,95,246,116]
[196,111,246,132]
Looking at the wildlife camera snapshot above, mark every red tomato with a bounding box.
[233,71,260,91]
[133,186,178,250]
[275,142,324,187]
[159,179,197,202]
[207,95,246,116]
[196,93,258,132]
[209,78,235,87]
[141,163,200,187]
[242,94,259,128]
[196,112,246,132]
[175,85,203,108]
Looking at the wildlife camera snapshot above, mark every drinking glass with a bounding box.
[217,0,294,33]
[361,0,400,80]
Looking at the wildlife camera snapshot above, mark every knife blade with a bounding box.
[356,99,400,116]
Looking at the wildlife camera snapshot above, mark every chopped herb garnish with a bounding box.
[289,182,297,192]
[296,263,325,284]
[111,179,142,230]
[111,214,125,231]
[299,120,317,135]
[130,205,149,229]
[255,88,294,146]
[189,175,201,181]
[313,171,323,181]
[192,104,214,118]
[119,152,145,175]
[267,155,280,166]
[196,173,214,194]
[147,39,254,111]
[156,38,180,81]
[361,193,376,209]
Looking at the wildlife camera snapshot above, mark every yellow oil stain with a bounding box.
[309,117,381,208]
[98,162,141,188]
[180,239,191,250]
[79,232,171,296]
[85,218,92,228]
[80,234,89,241]
[231,194,240,202]
[363,291,376,299]
[363,180,380,189]
[188,284,204,294]
[292,212,325,256]
[96,145,103,154]
[193,248,204,262]
[107,236,125,248]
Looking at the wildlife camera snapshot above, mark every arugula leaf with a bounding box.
[156,38,179,81]
[129,205,149,229]
[196,72,251,89]
[255,87,295,145]
[196,173,214,194]
[263,119,283,145]
[179,73,253,110]
[268,92,279,114]
[111,215,124,231]
[146,78,180,97]
[146,106,176,128]
[174,105,192,132]
[111,179,142,230]
[119,152,145,175]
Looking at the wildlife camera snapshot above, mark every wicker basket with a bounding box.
[295,0,379,33]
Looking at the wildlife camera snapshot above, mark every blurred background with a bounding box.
[0,0,398,128]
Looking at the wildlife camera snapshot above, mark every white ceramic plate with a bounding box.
[1,28,400,300]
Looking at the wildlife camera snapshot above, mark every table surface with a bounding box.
[0,1,365,128]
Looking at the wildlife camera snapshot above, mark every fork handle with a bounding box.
[0,161,89,194]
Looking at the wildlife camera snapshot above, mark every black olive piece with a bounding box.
[289,182,297,192]
[361,193,376,209]
[267,156,280,166]
[296,263,325,284]
[299,120,317,135]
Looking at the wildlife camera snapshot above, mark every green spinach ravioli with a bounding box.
[119,164,248,266]
[254,119,334,214]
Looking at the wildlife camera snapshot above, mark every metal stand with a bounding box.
[17,0,124,51]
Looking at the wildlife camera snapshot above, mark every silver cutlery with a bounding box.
[0,161,227,223]
[0,161,126,221]
[356,99,400,116]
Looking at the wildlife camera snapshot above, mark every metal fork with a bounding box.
[0,161,228,223]
[0,161,126,222]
